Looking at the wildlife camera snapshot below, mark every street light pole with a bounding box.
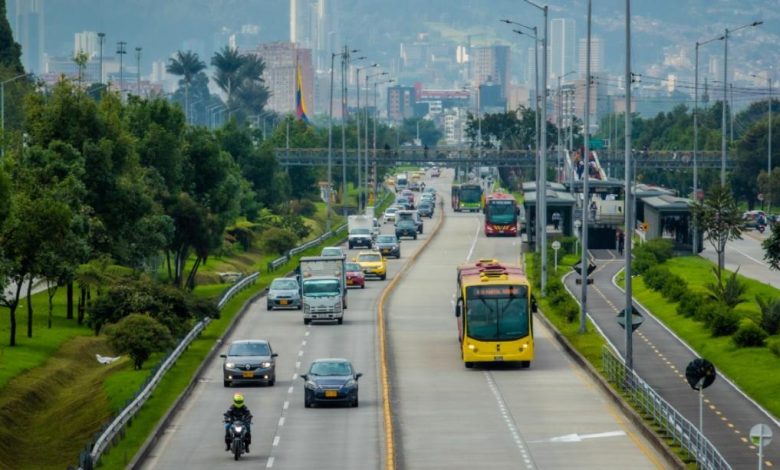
[98,32,105,83]
[327,52,337,232]
[721,21,763,185]
[753,74,774,213]
[623,0,634,366]
[580,0,592,334]
[117,41,127,100]
[135,46,142,96]
[694,35,724,255]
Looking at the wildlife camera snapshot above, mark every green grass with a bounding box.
[619,256,780,417]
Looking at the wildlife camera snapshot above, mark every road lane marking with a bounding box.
[292,373,297,380]
[266,456,275,468]
[283,400,289,410]
[466,216,480,261]
[484,371,535,469]
[298,350,304,357]
[295,361,301,369]
[278,417,285,427]
[305,331,310,336]
[547,430,626,443]
[273,436,280,446]
[302,340,307,346]
[287,386,294,394]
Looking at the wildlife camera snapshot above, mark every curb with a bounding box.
[378,205,446,470]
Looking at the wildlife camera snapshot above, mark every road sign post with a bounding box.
[686,358,717,434]
[750,424,773,470]
[552,240,561,271]
[616,308,644,332]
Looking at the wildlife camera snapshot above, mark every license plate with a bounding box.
[242,371,254,378]
[494,356,504,361]
[280,300,288,305]
[347,280,353,285]
[325,390,338,398]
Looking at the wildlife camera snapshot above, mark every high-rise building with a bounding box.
[290,0,332,71]
[471,45,511,98]
[550,18,576,82]
[247,42,314,115]
[387,85,415,122]
[578,37,603,79]
[15,0,44,73]
[527,47,537,86]
[74,31,99,59]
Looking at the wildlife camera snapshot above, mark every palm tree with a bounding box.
[211,46,243,104]
[166,50,206,122]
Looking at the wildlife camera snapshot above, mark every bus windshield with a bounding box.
[487,201,517,224]
[460,186,482,203]
[465,285,529,341]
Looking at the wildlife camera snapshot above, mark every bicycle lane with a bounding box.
[564,249,780,469]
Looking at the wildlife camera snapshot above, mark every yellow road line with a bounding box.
[377,200,446,470]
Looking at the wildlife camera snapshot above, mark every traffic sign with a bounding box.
[616,309,644,332]
[685,358,716,391]
[750,424,773,447]
[551,241,561,250]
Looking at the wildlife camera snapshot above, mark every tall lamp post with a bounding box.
[752,74,773,213]
[116,41,127,100]
[580,0,592,334]
[98,32,106,83]
[135,46,142,96]
[503,20,541,251]
[374,78,395,197]
[367,71,388,202]
[694,34,725,255]
[521,0,550,295]
[355,62,375,211]
[1,73,31,158]
[720,21,763,185]
[623,0,634,365]
[340,48,360,216]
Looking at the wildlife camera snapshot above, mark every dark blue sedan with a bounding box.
[301,358,362,408]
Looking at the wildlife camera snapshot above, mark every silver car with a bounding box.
[267,277,301,310]
[222,340,278,387]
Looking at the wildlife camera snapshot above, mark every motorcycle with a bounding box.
[758,223,767,234]
[225,418,250,461]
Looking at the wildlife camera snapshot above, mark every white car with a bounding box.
[321,246,346,258]
[383,207,399,224]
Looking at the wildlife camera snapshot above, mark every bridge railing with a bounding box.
[602,346,731,470]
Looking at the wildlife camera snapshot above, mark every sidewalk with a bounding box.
[564,249,779,469]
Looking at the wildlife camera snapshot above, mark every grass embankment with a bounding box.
[0,198,355,469]
[618,256,780,417]
[99,190,394,468]
[525,253,606,366]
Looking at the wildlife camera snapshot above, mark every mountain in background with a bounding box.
[9,0,780,88]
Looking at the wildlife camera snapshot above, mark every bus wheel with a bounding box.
[520,361,530,369]
[464,362,474,369]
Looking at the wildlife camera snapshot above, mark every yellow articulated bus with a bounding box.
[455,259,536,368]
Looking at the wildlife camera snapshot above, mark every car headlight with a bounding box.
[305,381,319,389]
[343,379,357,389]
[268,293,276,300]
[225,362,235,369]
[261,361,272,368]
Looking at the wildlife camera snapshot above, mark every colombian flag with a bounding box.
[295,63,311,124]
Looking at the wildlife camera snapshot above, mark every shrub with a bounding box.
[262,227,298,254]
[677,292,709,318]
[290,198,317,217]
[706,267,748,308]
[756,296,780,335]
[643,266,671,291]
[708,304,740,336]
[559,299,579,323]
[642,238,674,264]
[632,250,658,274]
[768,338,780,358]
[281,214,311,239]
[732,319,768,347]
[660,275,688,302]
[106,313,174,370]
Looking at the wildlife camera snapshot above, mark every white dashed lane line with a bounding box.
[484,371,536,470]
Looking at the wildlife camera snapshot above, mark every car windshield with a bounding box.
[345,262,362,272]
[271,279,298,290]
[351,228,370,235]
[377,235,396,243]
[385,208,397,214]
[303,279,340,295]
[310,361,353,376]
[322,248,342,256]
[228,342,270,357]
[358,254,382,262]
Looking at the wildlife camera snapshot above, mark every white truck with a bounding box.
[299,256,347,325]
[348,215,374,249]
[396,173,408,192]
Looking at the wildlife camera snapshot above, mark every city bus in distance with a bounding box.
[454,183,482,212]
[455,259,535,368]
[396,173,408,192]
[484,193,518,237]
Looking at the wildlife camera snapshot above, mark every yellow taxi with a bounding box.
[354,251,387,280]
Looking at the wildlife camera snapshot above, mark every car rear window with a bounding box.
[359,254,382,262]
[346,262,362,271]
[377,235,396,243]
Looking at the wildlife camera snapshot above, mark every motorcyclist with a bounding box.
[757,213,768,232]
[224,393,253,452]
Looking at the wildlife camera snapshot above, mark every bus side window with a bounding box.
[455,298,463,317]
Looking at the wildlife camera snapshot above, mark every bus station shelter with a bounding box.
[639,195,701,252]
[523,182,577,250]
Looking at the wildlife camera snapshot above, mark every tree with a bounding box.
[73,50,89,89]
[0,0,24,74]
[211,46,244,103]
[166,50,207,122]
[106,313,173,370]
[692,184,743,277]
[762,221,780,271]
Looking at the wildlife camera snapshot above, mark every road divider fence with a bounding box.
[602,346,731,470]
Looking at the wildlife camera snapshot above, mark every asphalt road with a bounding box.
[140,193,432,469]
[699,229,780,288]
[386,178,666,469]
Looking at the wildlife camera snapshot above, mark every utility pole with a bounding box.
[135,46,142,96]
[98,32,105,83]
[327,52,337,232]
[117,41,127,100]
[623,0,634,367]
[580,0,592,334]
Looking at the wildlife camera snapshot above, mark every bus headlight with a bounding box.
[468,344,478,352]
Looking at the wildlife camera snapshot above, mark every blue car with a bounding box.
[301,358,362,408]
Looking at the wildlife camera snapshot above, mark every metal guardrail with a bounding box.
[266,223,348,272]
[602,346,731,470]
[78,273,259,470]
